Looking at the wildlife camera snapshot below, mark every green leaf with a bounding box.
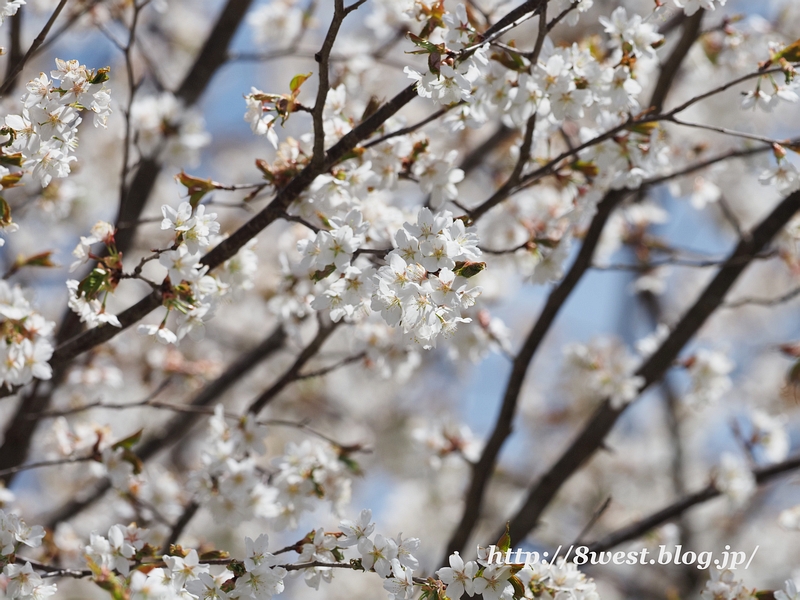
[290,72,313,95]
[773,38,800,63]
[453,261,486,278]
[121,448,143,475]
[312,264,337,282]
[77,268,111,299]
[0,197,10,226]
[338,454,362,475]
[407,33,443,54]
[175,171,218,209]
[14,251,57,270]
[199,550,230,561]
[0,172,22,189]
[90,66,110,84]
[508,575,526,600]
[495,522,512,553]
[112,428,143,450]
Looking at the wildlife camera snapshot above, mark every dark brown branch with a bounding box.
[724,286,800,309]
[162,501,199,553]
[648,9,704,114]
[362,106,455,149]
[311,0,345,168]
[0,0,68,97]
[502,189,800,545]
[442,188,628,559]
[3,6,24,95]
[296,352,365,380]
[174,0,254,105]
[247,321,340,415]
[587,453,800,553]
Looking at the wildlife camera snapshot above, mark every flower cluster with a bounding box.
[683,349,734,407]
[191,406,276,524]
[247,0,303,48]
[130,92,211,167]
[85,524,153,576]
[599,7,663,60]
[371,208,483,348]
[0,279,55,388]
[3,59,111,187]
[190,407,355,528]
[562,338,645,409]
[0,510,51,599]
[271,439,354,530]
[701,567,756,599]
[435,547,601,600]
[138,201,255,345]
[715,452,756,507]
[412,419,482,469]
[407,3,660,138]
[675,0,727,17]
[66,221,124,329]
[336,509,421,598]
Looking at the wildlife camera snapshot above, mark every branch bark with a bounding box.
[587,453,800,553]
[502,189,800,545]
[442,188,629,559]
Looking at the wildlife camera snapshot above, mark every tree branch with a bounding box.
[587,453,800,553]
[502,189,800,545]
[247,321,340,415]
[442,188,629,559]
[0,0,68,97]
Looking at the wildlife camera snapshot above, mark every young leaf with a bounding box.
[290,72,313,95]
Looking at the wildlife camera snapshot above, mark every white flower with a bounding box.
[701,567,752,599]
[244,534,276,572]
[759,161,800,194]
[137,323,179,345]
[562,338,644,408]
[715,453,755,507]
[130,92,210,166]
[4,562,56,599]
[472,564,510,600]
[684,349,734,406]
[162,202,194,233]
[358,533,398,578]
[750,411,789,464]
[599,7,663,59]
[0,0,24,25]
[393,533,420,570]
[186,573,231,600]
[412,150,464,209]
[159,243,207,283]
[339,509,374,547]
[66,279,122,329]
[436,552,477,598]
[777,580,800,600]
[245,88,279,148]
[129,569,173,600]
[101,447,135,490]
[164,549,209,589]
[233,563,287,600]
[247,0,303,48]
[674,0,726,17]
[384,560,415,599]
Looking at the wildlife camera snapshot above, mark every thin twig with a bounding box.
[587,453,800,553]
[0,0,69,97]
